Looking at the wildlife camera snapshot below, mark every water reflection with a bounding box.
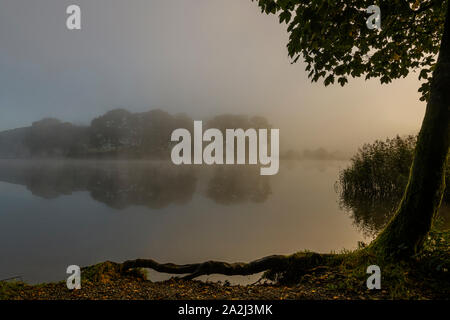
[206,166,271,205]
[2,159,446,238]
[87,165,198,209]
[0,160,272,209]
[338,193,450,237]
[0,161,198,209]
[0,160,368,284]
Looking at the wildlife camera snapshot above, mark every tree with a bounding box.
[89,109,138,150]
[89,109,193,157]
[252,0,449,257]
[137,109,187,157]
[120,1,450,278]
[25,118,88,157]
[206,114,272,163]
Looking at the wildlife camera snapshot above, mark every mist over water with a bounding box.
[0,0,426,154]
[0,0,439,288]
[0,159,365,284]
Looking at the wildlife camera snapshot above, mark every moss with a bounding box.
[2,231,448,300]
[266,230,449,299]
[0,281,29,300]
[81,261,147,285]
[368,2,450,258]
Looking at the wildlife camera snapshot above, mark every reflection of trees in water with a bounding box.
[87,165,197,209]
[0,161,273,209]
[0,163,88,199]
[0,162,197,210]
[335,135,450,237]
[338,193,450,237]
[338,195,398,237]
[25,165,87,199]
[206,166,272,205]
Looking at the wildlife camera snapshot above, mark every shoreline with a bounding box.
[2,229,448,301]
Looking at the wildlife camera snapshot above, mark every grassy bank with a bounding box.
[1,230,448,300]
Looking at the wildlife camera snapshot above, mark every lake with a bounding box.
[0,159,370,284]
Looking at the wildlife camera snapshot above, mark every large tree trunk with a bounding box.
[370,4,450,257]
[120,6,450,283]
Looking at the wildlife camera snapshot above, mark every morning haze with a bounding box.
[0,0,425,154]
[2,0,449,296]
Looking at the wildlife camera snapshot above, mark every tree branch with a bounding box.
[121,253,333,280]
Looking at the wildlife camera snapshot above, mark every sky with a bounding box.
[0,0,427,153]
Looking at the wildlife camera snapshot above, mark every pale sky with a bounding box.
[0,0,426,153]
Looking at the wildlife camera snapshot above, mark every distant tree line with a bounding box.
[87,109,192,158]
[281,147,348,160]
[0,109,272,159]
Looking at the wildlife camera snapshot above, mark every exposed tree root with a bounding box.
[121,252,336,281]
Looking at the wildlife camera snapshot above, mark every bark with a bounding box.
[370,4,450,257]
[121,253,332,280]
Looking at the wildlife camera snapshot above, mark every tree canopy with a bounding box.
[253,0,447,100]
[253,0,450,257]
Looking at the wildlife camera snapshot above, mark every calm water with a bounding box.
[0,159,366,284]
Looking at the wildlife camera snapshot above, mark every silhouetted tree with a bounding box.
[253,0,450,257]
[206,114,272,163]
[25,118,88,157]
[89,109,138,150]
[137,109,191,158]
[89,109,193,158]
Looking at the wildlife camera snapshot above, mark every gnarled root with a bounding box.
[121,252,336,281]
